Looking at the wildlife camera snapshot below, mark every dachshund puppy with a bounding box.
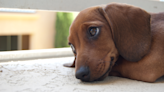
[64,3,164,82]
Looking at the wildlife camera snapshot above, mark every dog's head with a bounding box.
[66,3,151,82]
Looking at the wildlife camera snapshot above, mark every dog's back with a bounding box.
[151,12,164,46]
[149,12,164,65]
[151,12,164,33]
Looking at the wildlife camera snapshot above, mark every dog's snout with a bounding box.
[75,66,90,81]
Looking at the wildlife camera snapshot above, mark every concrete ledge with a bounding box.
[0,57,164,92]
[0,48,74,61]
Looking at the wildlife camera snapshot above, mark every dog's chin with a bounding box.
[94,62,114,82]
[94,73,109,81]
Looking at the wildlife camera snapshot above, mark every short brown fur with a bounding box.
[64,3,164,82]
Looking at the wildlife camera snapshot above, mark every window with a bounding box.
[0,35,30,51]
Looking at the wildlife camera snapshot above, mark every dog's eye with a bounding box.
[70,44,76,54]
[89,27,99,36]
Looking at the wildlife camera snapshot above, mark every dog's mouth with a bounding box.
[94,60,113,81]
[78,60,113,82]
[76,50,116,82]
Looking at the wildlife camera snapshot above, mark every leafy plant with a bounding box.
[55,12,74,48]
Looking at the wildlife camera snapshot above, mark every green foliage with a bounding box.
[55,12,74,48]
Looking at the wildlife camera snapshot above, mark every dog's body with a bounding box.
[64,3,164,82]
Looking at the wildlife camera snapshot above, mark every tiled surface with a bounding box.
[0,57,164,92]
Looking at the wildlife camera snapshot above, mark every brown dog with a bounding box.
[64,3,164,82]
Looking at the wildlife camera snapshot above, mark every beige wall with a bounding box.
[0,10,56,50]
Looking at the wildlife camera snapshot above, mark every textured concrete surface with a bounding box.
[0,57,164,92]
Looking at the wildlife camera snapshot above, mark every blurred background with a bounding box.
[0,9,78,51]
[0,0,163,51]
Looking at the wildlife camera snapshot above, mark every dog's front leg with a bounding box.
[109,56,164,82]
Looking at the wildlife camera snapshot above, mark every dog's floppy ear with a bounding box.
[100,3,151,62]
[63,57,76,67]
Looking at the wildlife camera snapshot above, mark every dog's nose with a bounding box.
[75,66,90,81]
